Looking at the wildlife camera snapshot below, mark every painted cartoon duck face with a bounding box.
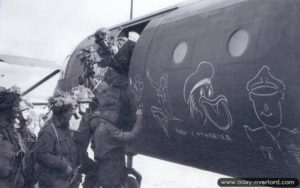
[186,79,215,125]
[184,62,232,130]
[247,66,285,128]
[194,79,227,112]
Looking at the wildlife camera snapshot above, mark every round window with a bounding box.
[228,29,249,57]
[173,42,188,64]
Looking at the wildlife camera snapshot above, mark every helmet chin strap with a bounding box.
[92,79,103,92]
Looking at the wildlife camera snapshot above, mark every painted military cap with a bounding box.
[246,66,285,95]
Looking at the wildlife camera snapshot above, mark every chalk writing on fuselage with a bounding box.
[174,128,232,142]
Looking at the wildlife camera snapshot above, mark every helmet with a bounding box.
[77,46,102,66]
[0,86,21,112]
[0,85,21,94]
[72,86,95,103]
[8,85,21,94]
[48,90,77,112]
[95,27,110,39]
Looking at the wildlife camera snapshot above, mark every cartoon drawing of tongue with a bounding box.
[200,95,232,130]
[183,61,233,131]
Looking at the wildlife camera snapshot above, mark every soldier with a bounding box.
[94,28,137,132]
[94,27,136,78]
[90,28,141,188]
[34,91,80,188]
[78,28,137,133]
[75,28,140,187]
[70,86,99,188]
[77,46,106,90]
[0,86,24,188]
[91,106,143,188]
[15,99,37,188]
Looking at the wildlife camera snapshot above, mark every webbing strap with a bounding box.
[50,123,63,159]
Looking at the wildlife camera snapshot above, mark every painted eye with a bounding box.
[208,88,212,97]
[264,103,269,111]
[200,88,204,96]
[139,82,144,90]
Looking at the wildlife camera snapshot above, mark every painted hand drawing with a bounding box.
[146,71,181,137]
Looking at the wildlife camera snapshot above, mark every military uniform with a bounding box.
[35,119,80,188]
[80,30,140,187]
[95,36,137,131]
[90,110,143,188]
[72,110,99,188]
[0,117,24,188]
[17,124,36,188]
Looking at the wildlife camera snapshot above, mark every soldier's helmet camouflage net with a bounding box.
[95,27,110,40]
[0,86,21,112]
[48,90,77,113]
[77,46,102,67]
[7,85,21,94]
[72,85,95,103]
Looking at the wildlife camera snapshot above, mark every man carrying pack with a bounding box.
[91,28,143,187]
[34,91,80,188]
[70,86,99,188]
[94,27,137,131]
[15,99,37,188]
[0,86,24,188]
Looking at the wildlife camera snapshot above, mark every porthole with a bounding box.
[228,29,249,57]
[173,42,188,64]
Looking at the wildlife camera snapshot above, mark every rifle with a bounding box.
[68,164,81,188]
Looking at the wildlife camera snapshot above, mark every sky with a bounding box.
[0,0,185,63]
